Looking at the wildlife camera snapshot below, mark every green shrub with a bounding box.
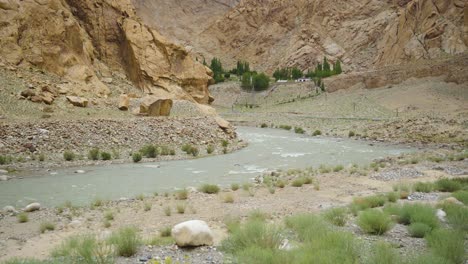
[260,123,268,128]
[92,198,104,208]
[136,194,145,201]
[206,145,214,154]
[189,146,199,156]
[199,184,220,194]
[414,182,435,193]
[39,222,55,233]
[231,183,240,191]
[435,178,462,192]
[294,127,305,134]
[348,131,355,137]
[140,145,158,158]
[426,229,465,264]
[312,130,322,136]
[0,155,7,165]
[100,152,111,160]
[163,206,171,216]
[452,190,468,205]
[398,203,439,229]
[291,178,305,187]
[160,227,171,237]
[17,213,29,223]
[132,152,142,163]
[175,189,188,200]
[440,203,468,231]
[223,193,235,203]
[275,180,286,188]
[248,210,269,222]
[221,220,282,254]
[318,164,331,173]
[38,153,46,162]
[158,146,173,156]
[107,227,140,257]
[279,125,292,130]
[408,222,432,238]
[63,150,75,161]
[52,234,113,263]
[104,211,114,221]
[323,207,348,226]
[88,148,100,161]
[333,165,344,172]
[242,183,252,191]
[350,195,387,215]
[103,220,111,228]
[143,202,151,212]
[365,241,401,264]
[221,140,229,148]
[176,203,186,214]
[357,209,393,235]
[386,192,398,203]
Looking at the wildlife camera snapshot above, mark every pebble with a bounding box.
[371,168,423,181]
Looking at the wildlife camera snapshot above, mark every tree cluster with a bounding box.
[241,72,270,91]
[273,57,343,81]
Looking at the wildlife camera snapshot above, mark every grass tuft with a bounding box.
[323,207,348,226]
[107,227,140,257]
[199,184,220,194]
[357,209,393,235]
[39,222,55,233]
[17,212,29,223]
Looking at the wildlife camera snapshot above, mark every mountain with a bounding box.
[0,0,213,103]
[135,0,467,73]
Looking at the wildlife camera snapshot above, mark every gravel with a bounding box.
[371,168,424,181]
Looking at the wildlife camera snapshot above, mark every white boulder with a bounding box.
[0,175,8,181]
[24,202,41,212]
[171,220,214,247]
[436,209,447,222]
[3,205,16,213]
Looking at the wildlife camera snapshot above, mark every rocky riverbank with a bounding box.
[0,116,241,173]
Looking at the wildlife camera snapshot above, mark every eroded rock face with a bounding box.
[0,0,213,103]
[136,0,466,73]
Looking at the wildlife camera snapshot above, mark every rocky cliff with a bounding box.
[136,0,467,73]
[0,0,213,103]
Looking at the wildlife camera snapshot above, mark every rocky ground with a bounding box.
[0,151,466,262]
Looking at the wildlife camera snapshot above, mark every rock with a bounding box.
[24,202,41,212]
[40,92,55,105]
[0,169,7,174]
[436,209,446,222]
[66,96,88,107]
[139,96,173,116]
[74,170,85,174]
[171,220,214,247]
[69,220,82,228]
[3,205,16,213]
[20,89,36,98]
[441,197,463,205]
[101,78,113,84]
[214,117,230,129]
[0,175,8,181]
[118,94,130,111]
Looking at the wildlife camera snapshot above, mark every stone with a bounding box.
[66,96,88,107]
[118,94,130,111]
[0,175,8,181]
[20,89,35,98]
[436,209,446,222]
[69,220,82,228]
[171,220,214,247]
[0,169,7,174]
[441,197,463,205]
[101,78,113,84]
[215,117,230,129]
[74,170,85,174]
[139,96,173,116]
[30,95,43,103]
[40,92,55,105]
[3,205,16,213]
[24,202,41,212]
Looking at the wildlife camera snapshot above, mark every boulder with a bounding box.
[40,92,55,105]
[215,117,231,130]
[171,220,214,247]
[3,205,16,213]
[0,175,8,181]
[436,209,446,222]
[66,96,88,107]
[0,169,7,174]
[20,89,36,98]
[441,197,463,205]
[118,94,130,111]
[24,202,41,212]
[139,96,173,116]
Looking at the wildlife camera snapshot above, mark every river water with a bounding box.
[0,127,412,208]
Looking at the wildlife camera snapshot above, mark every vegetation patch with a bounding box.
[357,209,393,235]
[199,184,220,194]
[323,207,348,226]
[107,227,140,257]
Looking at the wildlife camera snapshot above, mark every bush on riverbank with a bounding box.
[132,152,142,163]
[199,184,220,194]
[357,209,393,235]
[108,227,140,257]
[63,150,75,161]
[88,148,100,160]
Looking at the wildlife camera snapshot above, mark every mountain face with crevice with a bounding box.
[134,0,467,73]
[0,0,214,103]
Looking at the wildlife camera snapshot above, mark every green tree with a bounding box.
[241,72,252,89]
[253,73,270,91]
[334,60,342,75]
[291,67,303,80]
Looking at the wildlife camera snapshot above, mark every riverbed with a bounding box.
[0,127,412,208]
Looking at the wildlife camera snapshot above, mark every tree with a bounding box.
[253,73,270,91]
[241,72,252,89]
[334,60,342,75]
[291,67,303,80]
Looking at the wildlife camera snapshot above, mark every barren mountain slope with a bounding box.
[135,0,467,73]
[0,0,213,103]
